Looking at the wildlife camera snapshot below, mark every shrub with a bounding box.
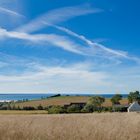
[17,106,21,110]
[23,106,35,110]
[37,104,44,110]
[113,107,127,112]
[111,94,122,105]
[47,106,66,114]
[81,104,95,113]
[48,94,61,98]
[67,105,82,113]
[101,107,113,112]
[0,106,8,110]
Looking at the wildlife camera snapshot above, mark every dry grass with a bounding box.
[0,113,140,140]
[0,110,48,115]
[14,96,128,108]
[15,96,89,108]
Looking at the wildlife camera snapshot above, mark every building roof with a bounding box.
[128,101,140,112]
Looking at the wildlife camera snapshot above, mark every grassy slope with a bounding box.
[0,113,139,140]
[14,96,128,108]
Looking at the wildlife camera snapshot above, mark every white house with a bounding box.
[128,101,140,112]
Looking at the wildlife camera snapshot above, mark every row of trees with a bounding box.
[84,91,140,108]
[0,104,44,110]
[47,96,125,114]
[110,91,140,105]
[47,91,140,114]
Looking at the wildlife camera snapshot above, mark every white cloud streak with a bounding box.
[0,4,139,62]
[9,4,132,59]
[0,7,24,18]
[47,24,128,57]
[14,3,138,61]
[1,26,140,63]
[16,4,102,33]
[45,23,140,62]
[0,28,86,55]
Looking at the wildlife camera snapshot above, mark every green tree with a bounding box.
[111,94,122,105]
[88,96,105,107]
[128,91,140,103]
[81,104,95,113]
[83,96,105,112]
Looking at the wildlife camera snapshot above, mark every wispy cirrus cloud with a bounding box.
[1,25,140,63]
[16,4,102,33]
[0,27,126,58]
[0,4,139,63]
[0,4,128,60]
[46,23,128,58]
[0,7,24,18]
[45,23,140,63]
[14,4,139,62]
[0,28,85,55]
[0,4,107,56]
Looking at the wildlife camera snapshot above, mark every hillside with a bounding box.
[14,96,128,108]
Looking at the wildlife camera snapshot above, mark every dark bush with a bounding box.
[101,107,113,112]
[48,94,61,98]
[23,106,35,110]
[113,107,127,112]
[111,94,122,105]
[47,106,66,114]
[67,105,82,113]
[0,106,8,110]
[81,104,95,113]
[37,104,44,110]
[17,106,21,110]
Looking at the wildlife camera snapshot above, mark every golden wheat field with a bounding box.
[0,113,140,140]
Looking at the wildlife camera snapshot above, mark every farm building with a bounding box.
[127,101,140,112]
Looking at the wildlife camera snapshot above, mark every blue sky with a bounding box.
[0,0,139,94]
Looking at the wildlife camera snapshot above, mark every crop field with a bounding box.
[0,113,139,140]
[0,110,48,115]
[14,96,128,108]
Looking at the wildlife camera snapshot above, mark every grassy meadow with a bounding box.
[0,113,140,140]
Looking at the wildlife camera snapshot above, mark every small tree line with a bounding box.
[47,91,140,114]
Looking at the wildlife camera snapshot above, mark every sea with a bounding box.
[0,94,128,102]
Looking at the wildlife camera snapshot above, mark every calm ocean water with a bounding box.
[0,94,128,101]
